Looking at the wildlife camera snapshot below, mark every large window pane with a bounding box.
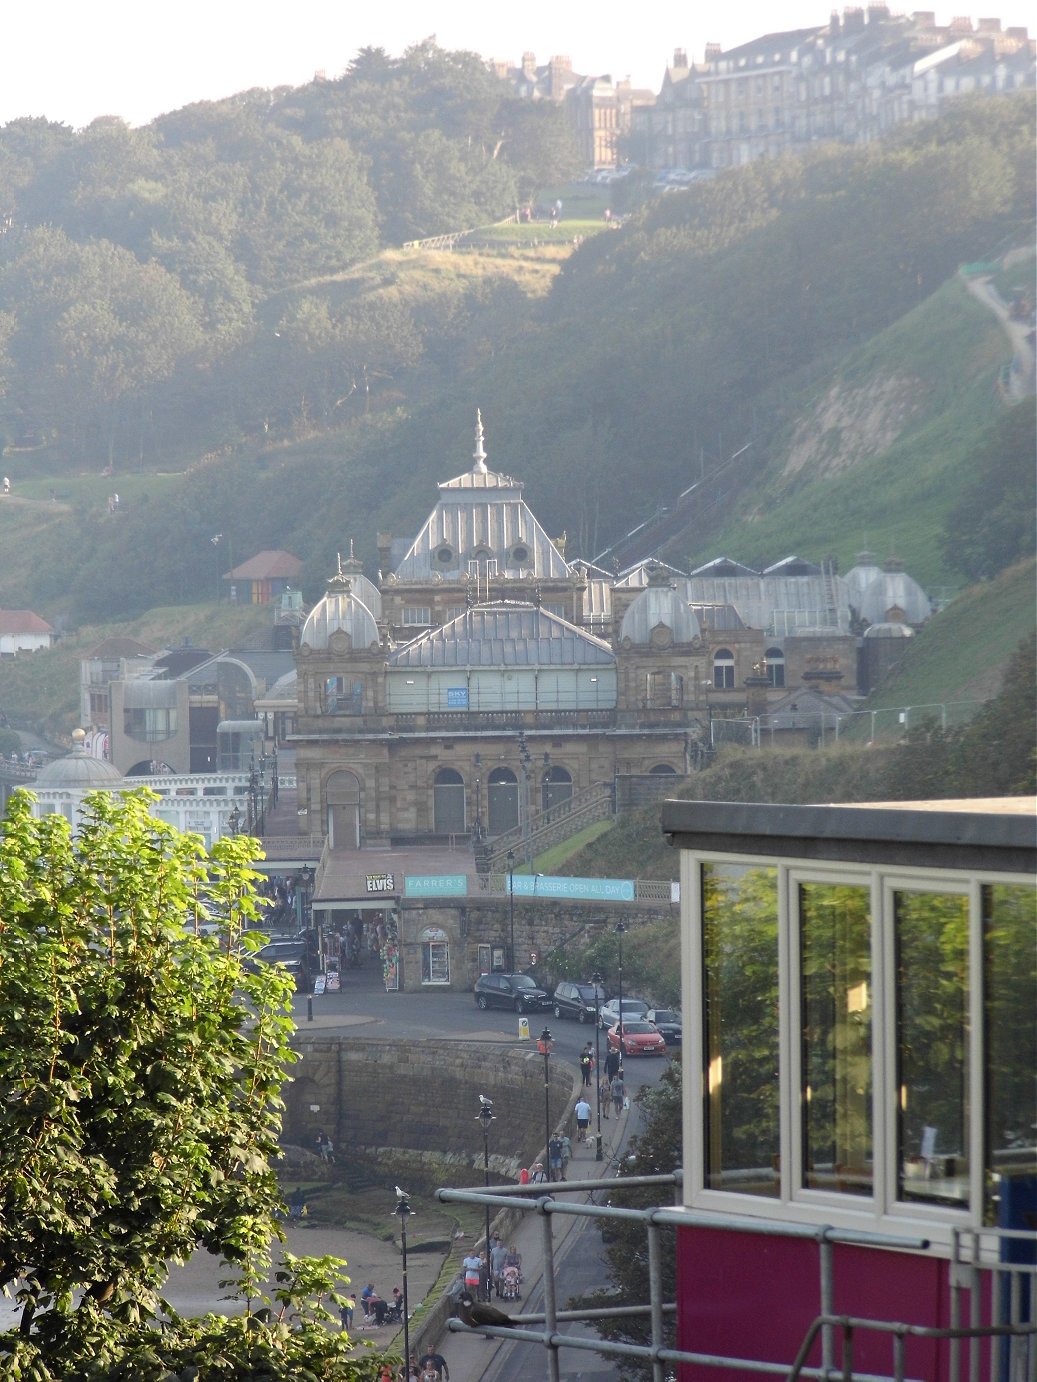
[984,883,1037,1221]
[895,890,969,1206]
[703,863,780,1196]
[800,883,873,1196]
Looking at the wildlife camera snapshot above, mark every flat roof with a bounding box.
[661,798,1036,874]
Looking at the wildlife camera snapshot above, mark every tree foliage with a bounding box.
[0,789,387,1379]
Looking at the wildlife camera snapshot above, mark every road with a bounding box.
[293,961,670,1381]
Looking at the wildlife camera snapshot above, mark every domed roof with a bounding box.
[300,564,380,652]
[858,558,931,626]
[844,550,883,603]
[620,581,701,646]
[863,621,915,639]
[36,731,123,787]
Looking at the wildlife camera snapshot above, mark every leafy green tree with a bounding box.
[0,788,387,1379]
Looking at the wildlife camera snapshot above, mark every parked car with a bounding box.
[599,997,649,1030]
[246,938,310,991]
[553,979,606,1023]
[474,972,552,1013]
[607,1021,667,1057]
[645,1008,682,1044]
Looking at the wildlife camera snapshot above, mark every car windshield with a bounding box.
[620,1022,655,1035]
[652,1010,678,1024]
[512,976,537,989]
[617,1000,644,1010]
[576,986,600,1002]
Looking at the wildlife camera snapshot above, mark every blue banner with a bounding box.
[404,874,469,897]
[446,687,469,707]
[509,874,635,902]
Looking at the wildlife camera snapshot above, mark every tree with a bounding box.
[0,788,387,1379]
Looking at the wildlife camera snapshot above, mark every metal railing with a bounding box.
[437,1177,1036,1382]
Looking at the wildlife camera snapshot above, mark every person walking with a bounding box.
[579,1043,594,1087]
[489,1235,508,1296]
[610,1070,626,1118]
[604,1046,621,1082]
[548,1135,564,1181]
[574,1096,591,1142]
[599,1073,611,1118]
[560,1132,572,1179]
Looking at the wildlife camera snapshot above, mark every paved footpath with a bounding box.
[432,1106,630,1382]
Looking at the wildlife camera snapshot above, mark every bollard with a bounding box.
[518,1016,530,1040]
[307,996,314,1023]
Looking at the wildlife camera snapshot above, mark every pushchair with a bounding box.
[499,1265,522,1301]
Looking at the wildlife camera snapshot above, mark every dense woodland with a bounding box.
[0,76,1033,629]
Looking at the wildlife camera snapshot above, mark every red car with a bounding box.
[607,1021,667,1056]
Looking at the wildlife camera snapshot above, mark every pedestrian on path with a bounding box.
[599,1074,611,1118]
[579,1043,594,1086]
[548,1135,564,1181]
[604,1046,621,1081]
[574,1096,591,1142]
[560,1133,572,1179]
[610,1071,626,1117]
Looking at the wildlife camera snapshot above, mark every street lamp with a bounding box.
[392,1189,412,1368]
[616,920,628,1060]
[538,1027,553,1181]
[507,848,515,971]
[473,752,483,843]
[591,969,605,1161]
[476,1097,496,1281]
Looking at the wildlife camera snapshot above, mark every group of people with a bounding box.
[458,1236,522,1304]
[349,1281,404,1328]
[579,1041,627,1121]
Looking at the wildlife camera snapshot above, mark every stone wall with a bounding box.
[284,1037,582,1178]
[400,897,677,993]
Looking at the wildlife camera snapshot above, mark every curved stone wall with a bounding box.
[284,1036,581,1177]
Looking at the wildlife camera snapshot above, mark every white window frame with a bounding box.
[680,848,1031,1249]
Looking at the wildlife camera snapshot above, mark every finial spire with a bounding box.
[473,408,488,474]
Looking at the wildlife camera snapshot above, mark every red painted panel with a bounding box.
[676,1226,951,1380]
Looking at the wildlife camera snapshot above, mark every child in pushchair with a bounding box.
[499,1264,522,1301]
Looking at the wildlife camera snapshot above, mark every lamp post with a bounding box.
[538,1026,553,1181]
[393,1190,412,1369]
[592,969,605,1161]
[616,920,628,1062]
[507,848,515,971]
[476,1098,496,1285]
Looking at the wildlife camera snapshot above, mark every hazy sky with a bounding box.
[8,0,1024,131]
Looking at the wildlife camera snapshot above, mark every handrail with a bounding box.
[788,1313,1036,1382]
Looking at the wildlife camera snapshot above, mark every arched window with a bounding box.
[487,767,518,836]
[433,767,466,835]
[542,765,573,816]
[765,647,785,688]
[650,763,678,775]
[713,648,736,690]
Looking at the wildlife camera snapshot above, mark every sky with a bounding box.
[6,0,1019,131]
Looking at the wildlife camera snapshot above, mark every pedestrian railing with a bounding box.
[437,1178,1036,1382]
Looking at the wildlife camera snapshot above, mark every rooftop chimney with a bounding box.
[673,47,688,68]
[704,41,722,60]
[912,10,936,26]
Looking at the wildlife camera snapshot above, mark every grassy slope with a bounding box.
[688,275,1009,589]
[864,557,1036,708]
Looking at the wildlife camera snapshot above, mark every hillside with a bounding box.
[1,96,1031,632]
